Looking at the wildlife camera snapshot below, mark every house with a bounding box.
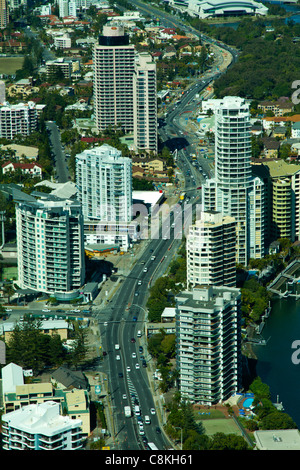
[2,161,42,177]
[50,365,89,391]
[258,97,294,116]
[262,138,281,158]
[292,122,300,138]
[272,126,286,139]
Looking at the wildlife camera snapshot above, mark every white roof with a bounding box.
[2,401,82,436]
[161,307,176,318]
[1,362,24,395]
[254,429,300,450]
[0,320,69,334]
[132,190,164,207]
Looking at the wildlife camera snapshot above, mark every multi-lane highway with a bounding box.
[93,3,240,451]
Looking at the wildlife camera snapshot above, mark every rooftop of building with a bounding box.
[254,429,300,450]
[262,160,300,178]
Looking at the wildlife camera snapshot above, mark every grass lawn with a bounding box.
[2,266,18,281]
[194,408,242,437]
[0,57,24,75]
[201,418,242,437]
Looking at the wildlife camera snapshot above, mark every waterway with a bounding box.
[252,297,300,427]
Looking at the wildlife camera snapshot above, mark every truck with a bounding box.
[124,406,132,418]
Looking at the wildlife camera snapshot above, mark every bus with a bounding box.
[147,442,158,451]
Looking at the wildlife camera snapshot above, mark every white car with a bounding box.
[122,394,127,400]
[135,363,140,370]
[132,352,137,358]
[71,309,80,313]
[42,308,50,312]
[116,355,120,360]
[126,366,131,372]
[5,308,12,312]
[150,408,156,415]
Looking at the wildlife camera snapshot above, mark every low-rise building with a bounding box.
[2,401,83,450]
[2,161,42,178]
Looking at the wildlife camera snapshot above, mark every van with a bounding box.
[144,415,151,425]
[137,330,142,338]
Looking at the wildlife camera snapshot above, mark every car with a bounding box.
[42,308,50,312]
[150,408,156,415]
[5,308,12,312]
[135,363,140,369]
[126,366,131,372]
[133,316,137,322]
[156,426,161,434]
[116,355,120,360]
[142,360,147,368]
[134,292,139,296]
[103,351,107,357]
[139,346,143,353]
[143,267,148,272]
[118,372,123,378]
[132,352,137,358]
[138,280,142,285]
[139,427,145,436]
[130,338,136,343]
[122,394,127,400]
[56,309,63,313]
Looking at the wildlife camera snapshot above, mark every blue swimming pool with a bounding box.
[243,398,254,408]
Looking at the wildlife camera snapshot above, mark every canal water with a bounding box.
[252,297,300,427]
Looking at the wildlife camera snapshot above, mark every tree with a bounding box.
[261,411,297,430]
[209,433,250,450]
[249,376,271,400]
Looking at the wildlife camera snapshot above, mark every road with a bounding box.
[94,1,240,451]
[46,121,70,183]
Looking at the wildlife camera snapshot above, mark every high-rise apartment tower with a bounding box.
[202,96,265,265]
[93,25,135,133]
[175,285,242,405]
[187,211,236,288]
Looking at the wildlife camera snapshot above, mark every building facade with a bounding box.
[75,143,132,223]
[175,285,242,405]
[2,401,83,450]
[0,0,8,29]
[133,52,158,154]
[16,193,85,298]
[93,25,135,133]
[0,101,38,139]
[187,211,236,288]
[202,96,265,265]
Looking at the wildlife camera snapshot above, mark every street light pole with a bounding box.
[175,427,183,451]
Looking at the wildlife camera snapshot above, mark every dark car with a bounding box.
[103,351,107,357]
[131,338,136,343]
[139,346,143,353]
[142,360,147,368]
[118,372,123,378]
[156,427,161,434]
[133,316,137,322]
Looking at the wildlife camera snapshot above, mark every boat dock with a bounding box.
[267,259,300,299]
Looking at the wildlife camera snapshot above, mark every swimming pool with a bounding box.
[243,398,254,408]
